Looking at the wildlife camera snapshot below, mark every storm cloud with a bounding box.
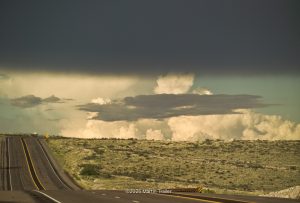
[0,1,299,75]
[10,95,66,108]
[78,94,269,121]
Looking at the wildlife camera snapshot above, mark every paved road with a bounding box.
[0,137,10,190]
[0,135,299,203]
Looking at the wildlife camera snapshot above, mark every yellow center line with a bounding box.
[21,138,45,190]
[7,137,12,191]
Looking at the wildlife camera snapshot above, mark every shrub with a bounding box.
[80,164,100,176]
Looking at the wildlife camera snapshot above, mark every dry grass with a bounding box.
[47,137,300,194]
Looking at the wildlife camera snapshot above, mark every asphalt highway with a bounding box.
[0,137,10,190]
[0,136,299,203]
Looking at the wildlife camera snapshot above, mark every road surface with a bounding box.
[0,135,299,203]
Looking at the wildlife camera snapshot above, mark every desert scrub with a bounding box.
[47,138,300,194]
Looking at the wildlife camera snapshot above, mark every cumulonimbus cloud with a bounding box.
[61,108,300,141]
[168,110,300,141]
[78,94,270,121]
[154,73,194,94]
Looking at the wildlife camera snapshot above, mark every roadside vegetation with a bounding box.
[47,137,300,195]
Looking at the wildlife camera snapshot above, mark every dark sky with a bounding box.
[0,0,299,75]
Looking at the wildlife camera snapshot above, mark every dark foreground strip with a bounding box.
[27,190,61,203]
[37,138,73,190]
[166,193,254,203]
[5,137,11,190]
[21,138,45,190]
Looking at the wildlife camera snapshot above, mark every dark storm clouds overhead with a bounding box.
[78,94,269,121]
[0,0,299,75]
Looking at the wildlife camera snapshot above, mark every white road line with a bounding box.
[34,190,62,203]
[37,139,71,190]
[101,193,106,196]
[132,200,140,203]
[115,196,121,198]
[7,137,12,191]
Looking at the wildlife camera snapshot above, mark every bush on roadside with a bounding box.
[79,164,101,176]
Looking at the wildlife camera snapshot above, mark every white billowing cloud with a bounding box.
[145,129,164,140]
[61,119,137,139]
[168,110,300,141]
[61,117,170,140]
[91,97,111,105]
[62,108,299,141]
[192,87,213,95]
[154,73,194,94]
[87,112,99,119]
